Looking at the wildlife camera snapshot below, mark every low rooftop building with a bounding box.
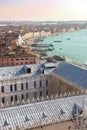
[0,46,36,67]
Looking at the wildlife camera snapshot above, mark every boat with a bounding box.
[50,43,53,46]
[31,43,38,47]
[54,41,62,43]
[31,43,53,48]
[42,36,46,38]
[67,38,70,40]
[31,46,53,51]
[40,52,47,57]
[59,48,63,50]
[36,44,53,47]
[47,47,54,51]
[34,37,44,43]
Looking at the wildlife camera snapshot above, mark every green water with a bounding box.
[43,29,87,64]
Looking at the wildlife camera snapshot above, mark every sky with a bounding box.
[0,0,87,21]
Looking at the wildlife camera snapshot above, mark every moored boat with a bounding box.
[54,40,62,43]
[31,43,53,47]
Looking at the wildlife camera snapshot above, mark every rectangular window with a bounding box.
[15,95,17,101]
[34,92,36,99]
[2,97,5,104]
[25,58,28,60]
[21,83,24,90]
[14,84,17,91]
[34,81,36,88]
[26,93,28,99]
[46,90,48,96]
[1,86,4,93]
[16,58,19,60]
[11,96,13,102]
[26,82,28,89]
[21,58,24,60]
[10,85,13,92]
[40,91,42,97]
[21,94,24,100]
[40,80,42,87]
[46,80,48,86]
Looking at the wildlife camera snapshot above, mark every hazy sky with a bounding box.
[0,0,87,21]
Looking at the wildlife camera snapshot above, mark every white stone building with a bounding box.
[0,63,56,108]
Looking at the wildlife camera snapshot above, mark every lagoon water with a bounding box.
[43,29,87,64]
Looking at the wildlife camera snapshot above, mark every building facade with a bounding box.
[0,61,87,108]
[0,74,50,108]
[0,56,36,67]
